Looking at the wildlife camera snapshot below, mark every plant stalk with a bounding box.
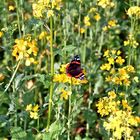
[46,16,54,131]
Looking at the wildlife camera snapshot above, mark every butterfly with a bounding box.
[66,55,84,80]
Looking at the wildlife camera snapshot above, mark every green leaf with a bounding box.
[10,127,27,140]
[0,91,10,106]
[62,45,76,52]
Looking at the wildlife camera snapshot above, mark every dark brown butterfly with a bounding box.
[66,55,84,80]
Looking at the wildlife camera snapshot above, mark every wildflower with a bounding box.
[9,5,15,11]
[89,7,96,13]
[0,32,3,38]
[103,50,109,57]
[124,34,139,48]
[47,10,54,18]
[127,6,140,18]
[84,16,91,27]
[94,13,101,21]
[97,91,140,140]
[53,74,88,85]
[26,104,32,111]
[100,63,111,71]
[60,64,67,73]
[102,26,108,31]
[108,57,114,65]
[26,104,39,120]
[30,112,39,119]
[32,0,62,18]
[12,38,38,66]
[80,28,85,34]
[60,89,71,100]
[108,19,117,28]
[39,31,47,40]
[97,0,115,8]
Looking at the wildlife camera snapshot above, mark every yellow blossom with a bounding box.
[9,5,15,11]
[12,38,38,66]
[102,26,108,31]
[80,28,85,34]
[39,31,47,40]
[103,50,109,57]
[26,104,32,111]
[60,89,71,100]
[116,56,125,65]
[127,6,140,18]
[97,0,115,8]
[0,32,3,38]
[94,13,101,21]
[32,104,39,112]
[84,16,91,27]
[47,10,54,18]
[30,112,39,119]
[108,19,117,28]
[108,91,116,99]
[108,57,114,65]
[100,63,111,71]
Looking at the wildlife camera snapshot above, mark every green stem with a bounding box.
[67,78,72,140]
[47,16,54,131]
[4,60,21,92]
[15,0,22,38]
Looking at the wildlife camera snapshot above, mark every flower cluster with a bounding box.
[100,49,136,86]
[53,64,88,85]
[26,104,39,119]
[97,0,115,9]
[124,34,139,48]
[32,0,62,18]
[127,6,140,18]
[84,16,91,27]
[102,19,118,31]
[12,37,38,66]
[96,91,140,140]
[60,88,71,100]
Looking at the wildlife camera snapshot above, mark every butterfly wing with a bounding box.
[66,55,84,79]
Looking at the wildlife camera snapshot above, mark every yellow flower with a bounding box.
[30,112,39,119]
[12,38,38,66]
[108,57,114,65]
[84,16,91,27]
[32,3,44,18]
[108,91,116,99]
[9,5,15,11]
[103,50,109,57]
[124,34,139,48]
[116,56,125,65]
[32,104,39,112]
[88,7,96,13]
[60,64,67,73]
[97,0,115,8]
[108,19,117,28]
[39,31,47,40]
[47,10,54,18]
[0,32,3,38]
[117,50,121,55]
[60,89,71,100]
[126,65,135,73]
[80,28,85,34]
[127,6,140,18]
[94,13,101,21]
[102,26,108,31]
[100,63,111,71]
[26,104,32,111]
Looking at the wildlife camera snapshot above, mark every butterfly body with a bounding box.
[66,55,84,80]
